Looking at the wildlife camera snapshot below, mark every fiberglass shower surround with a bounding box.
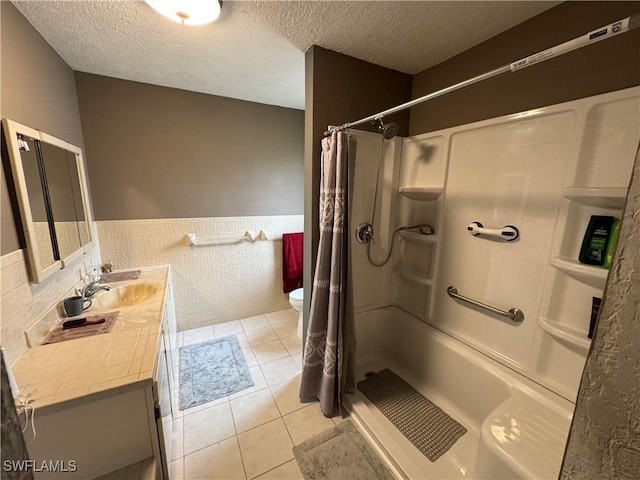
[299,14,640,479]
[345,86,639,480]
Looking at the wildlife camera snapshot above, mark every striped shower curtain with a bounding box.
[299,130,355,417]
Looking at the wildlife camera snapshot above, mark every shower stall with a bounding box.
[342,87,640,478]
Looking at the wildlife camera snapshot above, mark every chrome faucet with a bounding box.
[80,280,110,299]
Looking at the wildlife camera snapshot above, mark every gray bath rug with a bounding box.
[293,420,394,480]
[179,335,253,410]
[357,368,467,462]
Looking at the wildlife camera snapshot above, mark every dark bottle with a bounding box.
[579,215,615,266]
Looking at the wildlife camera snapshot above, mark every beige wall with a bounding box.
[0,4,103,369]
[303,46,412,334]
[0,1,86,255]
[0,167,20,254]
[74,73,304,221]
[409,1,640,135]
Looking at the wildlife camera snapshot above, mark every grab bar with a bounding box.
[467,222,520,242]
[467,222,519,241]
[447,286,524,323]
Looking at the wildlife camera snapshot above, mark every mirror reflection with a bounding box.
[66,150,91,248]
[18,134,57,269]
[40,142,82,259]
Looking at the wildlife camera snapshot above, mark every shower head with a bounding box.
[373,118,399,139]
[382,122,399,139]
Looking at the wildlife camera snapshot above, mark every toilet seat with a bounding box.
[289,288,303,308]
[288,288,304,339]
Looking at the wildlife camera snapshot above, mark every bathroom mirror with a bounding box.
[2,119,94,283]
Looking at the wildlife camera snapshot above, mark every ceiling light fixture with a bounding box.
[145,0,221,26]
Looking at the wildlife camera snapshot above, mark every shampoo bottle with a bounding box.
[603,218,621,269]
[579,215,615,266]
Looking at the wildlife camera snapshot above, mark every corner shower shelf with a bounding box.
[398,230,439,244]
[563,187,627,209]
[395,268,433,286]
[538,317,591,352]
[398,186,443,201]
[550,256,608,284]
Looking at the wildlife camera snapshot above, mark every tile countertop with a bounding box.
[11,266,170,414]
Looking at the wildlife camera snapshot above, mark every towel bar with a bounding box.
[447,286,524,323]
[256,230,283,241]
[186,232,254,246]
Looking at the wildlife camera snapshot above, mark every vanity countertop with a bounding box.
[11,265,170,413]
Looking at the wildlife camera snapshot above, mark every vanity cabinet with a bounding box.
[20,267,177,479]
[153,270,178,479]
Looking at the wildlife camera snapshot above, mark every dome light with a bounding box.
[145,0,221,26]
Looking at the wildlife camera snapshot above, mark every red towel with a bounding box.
[282,232,303,293]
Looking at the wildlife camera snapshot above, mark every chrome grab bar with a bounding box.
[447,286,524,323]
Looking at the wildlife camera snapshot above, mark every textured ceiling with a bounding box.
[12,1,559,110]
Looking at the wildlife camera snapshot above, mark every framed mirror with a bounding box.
[2,119,94,283]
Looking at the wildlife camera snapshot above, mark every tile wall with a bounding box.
[0,228,102,365]
[97,216,304,331]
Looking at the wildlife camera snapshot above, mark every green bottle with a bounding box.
[603,218,621,269]
[579,215,615,267]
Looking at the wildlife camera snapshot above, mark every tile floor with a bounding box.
[170,309,345,479]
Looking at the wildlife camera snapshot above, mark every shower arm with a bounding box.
[328,14,640,133]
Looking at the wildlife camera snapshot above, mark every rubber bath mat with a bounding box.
[357,368,467,462]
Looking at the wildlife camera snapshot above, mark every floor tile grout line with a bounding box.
[228,386,242,435]
[241,418,296,480]
[181,430,238,459]
[281,408,298,450]
[232,391,283,436]
[233,434,249,480]
[226,398,249,480]
[180,407,185,479]
[251,458,297,480]
[229,385,270,402]
[269,388,308,418]
[172,456,184,480]
[180,396,230,418]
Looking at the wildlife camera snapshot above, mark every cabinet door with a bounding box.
[153,333,172,480]
[163,275,179,413]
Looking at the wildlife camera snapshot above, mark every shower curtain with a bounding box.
[300,130,355,417]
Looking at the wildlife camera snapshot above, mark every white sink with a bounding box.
[91,282,161,310]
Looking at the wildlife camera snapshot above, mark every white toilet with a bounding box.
[288,288,304,339]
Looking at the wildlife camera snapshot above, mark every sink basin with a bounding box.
[91,282,161,310]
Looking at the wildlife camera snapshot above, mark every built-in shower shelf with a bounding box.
[398,186,443,201]
[538,317,591,352]
[398,230,439,244]
[563,187,627,209]
[550,256,609,284]
[394,268,433,286]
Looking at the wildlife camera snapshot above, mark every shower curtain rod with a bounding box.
[328,14,640,133]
